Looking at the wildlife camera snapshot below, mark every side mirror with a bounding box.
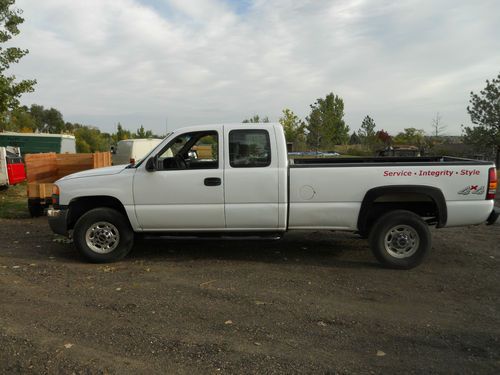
[145,157,156,172]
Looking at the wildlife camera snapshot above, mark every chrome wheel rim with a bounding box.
[85,221,120,254]
[384,225,419,259]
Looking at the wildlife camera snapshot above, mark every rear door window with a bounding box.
[229,130,271,168]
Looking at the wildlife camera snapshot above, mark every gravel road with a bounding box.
[0,217,499,374]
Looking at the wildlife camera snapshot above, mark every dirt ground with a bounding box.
[0,217,499,374]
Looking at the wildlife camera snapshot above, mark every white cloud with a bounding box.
[10,0,500,135]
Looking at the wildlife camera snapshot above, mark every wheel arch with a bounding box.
[67,195,130,231]
[357,185,447,234]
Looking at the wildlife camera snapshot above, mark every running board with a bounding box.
[140,233,283,241]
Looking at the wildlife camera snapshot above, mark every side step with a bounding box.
[140,233,283,241]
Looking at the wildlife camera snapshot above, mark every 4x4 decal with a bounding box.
[458,185,485,195]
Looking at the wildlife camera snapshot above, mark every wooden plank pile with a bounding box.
[193,145,213,159]
[24,152,111,216]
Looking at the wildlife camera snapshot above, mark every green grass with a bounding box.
[0,183,29,219]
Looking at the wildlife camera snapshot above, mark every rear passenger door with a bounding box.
[223,126,280,230]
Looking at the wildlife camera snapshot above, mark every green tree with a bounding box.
[306,92,349,150]
[278,108,306,150]
[394,128,426,147]
[136,125,146,138]
[359,115,376,146]
[113,122,131,142]
[349,131,361,145]
[9,105,34,131]
[29,104,45,130]
[74,126,110,153]
[27,104,64,133]
[136,125,153,138]
[0,0,36,129]
[43,107,65,133]
[463,72,500,166]
[242,115,269,123]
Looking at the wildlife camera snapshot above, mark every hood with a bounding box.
[57,165,127,181]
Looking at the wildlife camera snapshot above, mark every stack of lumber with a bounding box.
[25,153,57,183]
[55,152,111,179]
[193,145,213,159]
[25,152,111,199]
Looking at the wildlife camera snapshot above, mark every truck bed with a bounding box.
[287,155,495,231]
[290,156,493,167]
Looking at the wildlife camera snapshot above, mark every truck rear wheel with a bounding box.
[73,208,134,263]
[369,210,431,269]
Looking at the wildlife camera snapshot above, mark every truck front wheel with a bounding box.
[73,208,134,263]
[369,210,431,269]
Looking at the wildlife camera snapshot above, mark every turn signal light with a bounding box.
[52,184,60,206]
[486,167,497,200]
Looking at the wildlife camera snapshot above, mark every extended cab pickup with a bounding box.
[48,123,499,269]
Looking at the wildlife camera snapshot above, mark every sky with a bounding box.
[9,0,500,135]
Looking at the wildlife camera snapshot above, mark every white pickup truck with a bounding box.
[48,123,499,269]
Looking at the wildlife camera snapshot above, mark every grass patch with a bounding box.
[0,183,29,219]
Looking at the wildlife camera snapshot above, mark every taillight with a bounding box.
[486,167,497,200]
[52,185,60,206]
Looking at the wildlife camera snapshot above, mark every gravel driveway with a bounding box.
[0,217,499,374]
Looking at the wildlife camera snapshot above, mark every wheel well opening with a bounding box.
[67,196,128,230]
[362,192,440,234]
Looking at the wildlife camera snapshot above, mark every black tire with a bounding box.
[28,202,44,217]
[369,210,431,269]
[356,231,369,239]
[73,207,134,263]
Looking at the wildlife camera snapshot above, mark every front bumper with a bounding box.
[486,207,499,225]
[47,208,68,235]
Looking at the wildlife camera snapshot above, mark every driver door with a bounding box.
[133,130,225,231]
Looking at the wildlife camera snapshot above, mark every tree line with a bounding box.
[1,104,161,153]
[249,93,350,152]
[261,71,499,165]
[250,95,437,154]
[1,1,499,163]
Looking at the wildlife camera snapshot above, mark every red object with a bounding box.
[486,167,497,200]
[6,158,26,185]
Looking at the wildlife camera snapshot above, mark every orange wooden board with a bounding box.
[25,151,111,198]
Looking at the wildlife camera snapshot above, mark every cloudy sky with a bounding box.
[9,0,500,135]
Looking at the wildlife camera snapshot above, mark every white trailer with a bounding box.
[0,147,8,188]
[112,138,163,165]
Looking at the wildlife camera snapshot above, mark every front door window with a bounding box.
[157,131,218,170]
